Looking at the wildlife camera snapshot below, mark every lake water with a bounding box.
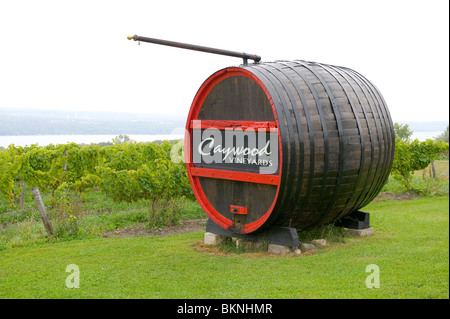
[0,134,185,148]
[0,131,443,149]
[411,131,443,141]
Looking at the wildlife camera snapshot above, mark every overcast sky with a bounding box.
[0,0,448,123]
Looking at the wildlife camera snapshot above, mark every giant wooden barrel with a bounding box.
[184,60,395,234]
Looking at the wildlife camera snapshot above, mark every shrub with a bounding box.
[147,199,183,228]
[50,194,84,238]
[391,138,449,190]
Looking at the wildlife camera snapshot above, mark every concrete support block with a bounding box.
[268,244,293,254]
[345,227,374,237]
[204,232,227,245]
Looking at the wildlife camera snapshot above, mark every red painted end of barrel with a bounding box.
[184,67,282,234]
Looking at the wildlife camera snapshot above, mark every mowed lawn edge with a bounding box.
[0,196,448,299]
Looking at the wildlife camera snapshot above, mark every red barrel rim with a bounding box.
[184,67,283,234]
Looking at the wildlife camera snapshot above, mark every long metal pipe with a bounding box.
[127,35,261,64]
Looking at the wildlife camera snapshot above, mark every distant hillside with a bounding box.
[0,108,186,135]
[0,108,448,136]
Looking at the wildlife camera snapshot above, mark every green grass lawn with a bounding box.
[0,196,448,299]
